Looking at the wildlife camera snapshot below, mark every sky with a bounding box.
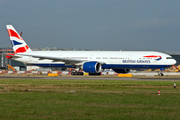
[0,0,180,52]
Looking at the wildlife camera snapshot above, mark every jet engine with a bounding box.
[83,61,101,73]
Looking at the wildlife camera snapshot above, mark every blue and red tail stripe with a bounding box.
[7,29,23,40]
[14,45,29,53]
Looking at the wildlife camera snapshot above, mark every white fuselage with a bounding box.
[14,51,176,69]
[6,25,176,73]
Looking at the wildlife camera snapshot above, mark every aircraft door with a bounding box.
[153,58,157,64]
[128,55,132,64]
[128,55,132,60]
[59,54,63,58]
[29,56,33,62]
[90,55,94,61]
[127,55,133,68]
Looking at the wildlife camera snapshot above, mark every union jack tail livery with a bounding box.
[6,25,31,53]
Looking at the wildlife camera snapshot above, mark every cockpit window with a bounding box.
[166,57,173,59]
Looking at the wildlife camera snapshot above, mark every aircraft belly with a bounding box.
[26,63,172,69]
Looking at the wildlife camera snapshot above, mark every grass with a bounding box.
[0,79,180,120]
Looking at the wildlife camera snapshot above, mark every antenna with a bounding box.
[20,32,23,36]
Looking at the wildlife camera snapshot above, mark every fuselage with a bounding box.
[6,25,177,74]
[15,51,176,69]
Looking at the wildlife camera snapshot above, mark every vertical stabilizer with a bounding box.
[6,25,32,53]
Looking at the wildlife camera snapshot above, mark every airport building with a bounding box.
[0,48,26,70]
[0,47,180,71]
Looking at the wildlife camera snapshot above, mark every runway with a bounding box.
[0,76,180,81]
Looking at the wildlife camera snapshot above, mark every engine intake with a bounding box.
[83,61,101,73]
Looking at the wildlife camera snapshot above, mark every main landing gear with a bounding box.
[70,68,101,76]
[159,73,164,76]
[71,71,84,75]
[71,71,101,76]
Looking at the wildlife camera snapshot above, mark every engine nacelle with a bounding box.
[83,61,101,73]
[113,69,130,73]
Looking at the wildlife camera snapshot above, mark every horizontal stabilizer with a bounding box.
[0,53,21,59]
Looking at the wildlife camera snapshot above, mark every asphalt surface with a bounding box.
[0,76,180,81]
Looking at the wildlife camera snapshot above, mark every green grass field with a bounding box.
[0,79,180,120]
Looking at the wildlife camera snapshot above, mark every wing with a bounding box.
[3,53,106,66]
[17,54,106,65]
[17,54,87,65]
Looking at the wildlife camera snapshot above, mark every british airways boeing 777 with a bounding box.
[5,25,176,75]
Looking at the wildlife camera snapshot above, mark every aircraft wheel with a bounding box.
[78,72,83,75]
[71,72,75,75]
[71,72,83,76]
[159,73,164,76]
[74,72,78,75]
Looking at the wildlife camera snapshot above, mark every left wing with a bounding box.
[17,54,106,66]
[17,53,88,66]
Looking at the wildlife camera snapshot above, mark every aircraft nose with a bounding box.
[173,59,177,65]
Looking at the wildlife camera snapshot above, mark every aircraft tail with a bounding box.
[6,25,32,53]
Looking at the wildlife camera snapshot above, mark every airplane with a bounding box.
[5,25,176,75]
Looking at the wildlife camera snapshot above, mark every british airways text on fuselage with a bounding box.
[122,60,151,63]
